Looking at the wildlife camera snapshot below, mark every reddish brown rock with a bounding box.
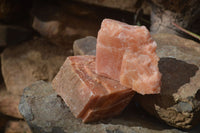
[52,56,135,122]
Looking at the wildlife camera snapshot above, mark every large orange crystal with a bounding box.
[96,19,161,95]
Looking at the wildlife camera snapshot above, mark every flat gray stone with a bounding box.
[73,36,96,55]
[19,80,188,133]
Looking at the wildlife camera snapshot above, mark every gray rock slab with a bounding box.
[135,33,200,129]
[1,37,72,95]
[73,36,96,55]
[19,80,188,133]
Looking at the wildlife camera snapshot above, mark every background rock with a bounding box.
[1,37,72,95]
[5,121,32,133]
[19,80,190,133]
[150,0,200,36]
[135,33,200,129]
[72,0,151,15]
[73,36,96,55]
[31,0,136,49]
[31,0,99,49]
[0,90,22,119]
[0,25,32,47]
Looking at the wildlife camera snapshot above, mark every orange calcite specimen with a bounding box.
[96,19,161,95]
[52,55,134,122]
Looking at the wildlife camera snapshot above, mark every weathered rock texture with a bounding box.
[1,37,72,95]
[150,0,200,35]
[31,0,135,49]
[0,90,22,118]
[73,36,96,55]
[135,33,200,129]
[5,121,32,133]
[0,25,32,47]
[19,80,187,133]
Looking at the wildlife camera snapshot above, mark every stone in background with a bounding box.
[31,0,135,50]
[0,90,22,118]
[5,121,31,133]
[73,36,96,55]
[1,37,73,96]
[150,0,200,36]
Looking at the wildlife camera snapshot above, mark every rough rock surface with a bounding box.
[5,121,32,133]
[19,80,189,133]
[73,36,96,55]
[0,90,22,118]
[1,37,72,95]
[135,33,200,129]
[0,25,32,46]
